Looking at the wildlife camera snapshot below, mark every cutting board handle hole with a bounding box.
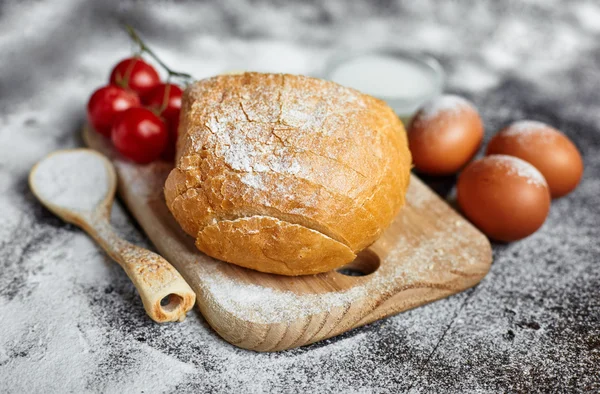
[160,293,183,312]
[336,249,380,277]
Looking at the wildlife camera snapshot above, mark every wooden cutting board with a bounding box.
[84,126,492,352]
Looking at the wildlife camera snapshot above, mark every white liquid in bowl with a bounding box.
[326,52,443,119]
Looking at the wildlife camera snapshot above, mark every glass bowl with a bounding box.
[322,49,445,123]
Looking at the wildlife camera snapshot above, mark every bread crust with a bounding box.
[196,215,356,276]
[165,72,411,275]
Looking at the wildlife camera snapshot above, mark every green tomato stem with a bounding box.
[125,25,194,83]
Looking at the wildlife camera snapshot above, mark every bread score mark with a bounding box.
[165,165,383,252]
[195,215,356,276]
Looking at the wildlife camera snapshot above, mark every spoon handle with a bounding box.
[84,213,196,323]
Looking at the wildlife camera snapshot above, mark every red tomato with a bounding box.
[87,85,140,137]
[146,83,183,161]
[109,57,161,99]
[162,116,179,161]
[111,107,168,164]
[145,83,183,123]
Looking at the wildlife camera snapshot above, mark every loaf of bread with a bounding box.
[164,73,411,275]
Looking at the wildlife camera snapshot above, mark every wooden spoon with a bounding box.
[29,149,196,323]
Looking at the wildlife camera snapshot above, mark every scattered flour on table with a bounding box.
[487,154,548,187]
[4,1,599,391]
[31,151,110,212]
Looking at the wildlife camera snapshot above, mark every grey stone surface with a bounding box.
[0,0,598,392]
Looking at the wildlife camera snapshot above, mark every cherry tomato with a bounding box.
[162,116,179,161]
[87,85,140,137]
[109,57,161,99]
[145,83,183,124]
[111,107,168,164]
[146,83,183,161]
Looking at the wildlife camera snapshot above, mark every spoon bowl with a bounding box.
[30,149,196,323]
[30,149,116,222]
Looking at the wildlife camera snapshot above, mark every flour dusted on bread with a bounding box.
[165,73,412,275]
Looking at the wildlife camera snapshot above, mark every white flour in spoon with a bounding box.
[31,151,111,212]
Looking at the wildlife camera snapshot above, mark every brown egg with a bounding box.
[408,95,484,175]
[457,155,551,242]
[486,120,583,198]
